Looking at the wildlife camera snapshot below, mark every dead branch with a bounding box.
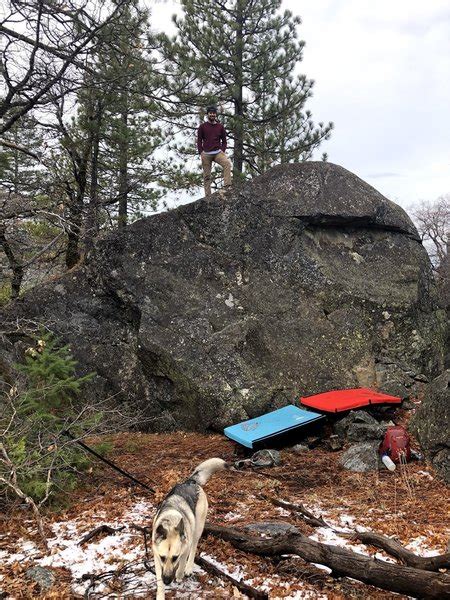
[204,522,450,599]
[263,496,329,528]
[130,523,152,535]
[0,137,44,163]
[78,524,125,546]
[0,441,48,551]
[79,559,141,598]
[195,555,268,599]
[22,231,65,268]
[343,531,450,572]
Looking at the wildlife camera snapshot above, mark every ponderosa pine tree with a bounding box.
[162,0,333,177]
[54,0,168,248]
[0,116,61,297]
[95,0,167,226]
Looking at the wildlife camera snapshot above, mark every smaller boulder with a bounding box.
[25,566,55,592]
[334,410,379,439]
[291,443,310,453]
[339,441,381,472]
[327,434,344,451]
[346,421,386,442]
[251,449,281,467]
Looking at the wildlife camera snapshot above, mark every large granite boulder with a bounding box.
[410,370,450,482]
[1,162,445,431]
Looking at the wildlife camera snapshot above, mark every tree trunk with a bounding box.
[233,0,244,177]
[0,223,24,298]
[67,137,92,268]
[204,523,450,599]
[117,92,129,229]
[13,134,19,194]
[84,98,102,254]
[65,199,83,269]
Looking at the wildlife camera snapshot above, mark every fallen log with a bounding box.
[265,496,450,573]
[204,523,450,599]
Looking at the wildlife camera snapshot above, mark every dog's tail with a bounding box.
[189,458,228,486]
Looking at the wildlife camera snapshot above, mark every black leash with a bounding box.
[62,429,155,494]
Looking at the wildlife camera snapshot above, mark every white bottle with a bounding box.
[381,454,396,471]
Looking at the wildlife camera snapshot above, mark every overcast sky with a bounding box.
[150,0,450,209]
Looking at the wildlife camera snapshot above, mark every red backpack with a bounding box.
[379,425,411,463]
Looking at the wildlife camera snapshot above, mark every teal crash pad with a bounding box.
[224,405,325,449]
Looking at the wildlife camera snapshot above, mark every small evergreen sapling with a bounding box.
[1,332,96,506]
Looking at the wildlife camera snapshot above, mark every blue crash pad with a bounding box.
[224,405,325,449]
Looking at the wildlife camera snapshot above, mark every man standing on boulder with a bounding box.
[197,106,232,197]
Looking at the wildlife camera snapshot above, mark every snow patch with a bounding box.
[405,536,442,557]
[417,470,434,480]
[4,499,159,597]
[200,552,245,581]
[222,511,242,521]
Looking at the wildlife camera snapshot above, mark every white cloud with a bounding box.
[288,0,450,206]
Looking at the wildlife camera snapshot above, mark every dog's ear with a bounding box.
[155,523,167,542]
[176,518,186,540]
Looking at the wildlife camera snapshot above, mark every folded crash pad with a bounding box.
[300,388,401,413]
[224,405,325,449]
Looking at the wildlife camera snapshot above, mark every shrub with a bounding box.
[0,331,96,506]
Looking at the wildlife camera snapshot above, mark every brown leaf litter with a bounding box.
[1,431,448,599]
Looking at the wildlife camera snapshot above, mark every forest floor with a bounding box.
[1,430,449,599]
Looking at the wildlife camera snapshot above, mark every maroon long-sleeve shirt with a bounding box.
[197,121,227,154]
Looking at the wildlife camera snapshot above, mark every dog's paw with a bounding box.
[175,573,185,583]
[184,565,193,577]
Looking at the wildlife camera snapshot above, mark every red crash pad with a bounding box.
[300,388,401,413]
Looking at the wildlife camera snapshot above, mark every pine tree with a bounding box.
[0,116,62,298]
[54,0,167,246]
[95,0,166,226]
[1,332,96,504]
[16,332,94,416]
[0,115,46,195]
[162,0,333,178]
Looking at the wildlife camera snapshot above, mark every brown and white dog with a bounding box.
[152,458,227,599]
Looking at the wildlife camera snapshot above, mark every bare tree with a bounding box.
[0,1,132,287]
[410,195,450,368]
[0,0,128,139]
[410,194,449,271]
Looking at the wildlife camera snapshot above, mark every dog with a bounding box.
[152,457,227,599]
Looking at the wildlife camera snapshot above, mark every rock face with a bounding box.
[1,162,445,431]
[410,370,450,482]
